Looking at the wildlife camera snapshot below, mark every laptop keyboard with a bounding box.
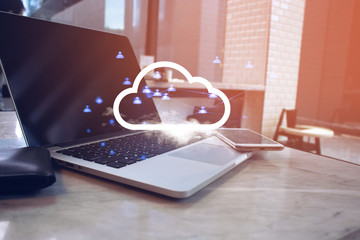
[56,132,204,169]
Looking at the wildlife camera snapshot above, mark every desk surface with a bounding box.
[1,112,360,240]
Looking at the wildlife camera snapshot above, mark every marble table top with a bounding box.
[1,112,360,240]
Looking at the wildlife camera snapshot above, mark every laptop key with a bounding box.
[56,132,204,168]
[83,155,102,161]
[117,158,137,164]
[106,161,126,169]
[57,150,76,156]
[105,156,137,164]
[95,158,112,165]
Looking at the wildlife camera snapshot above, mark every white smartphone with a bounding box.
[214,128,284,151]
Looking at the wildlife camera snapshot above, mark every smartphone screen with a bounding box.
[215,128,284,151]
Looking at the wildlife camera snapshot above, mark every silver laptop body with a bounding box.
[0,12,252,198]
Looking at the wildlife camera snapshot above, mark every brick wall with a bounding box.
[223,0,270,86]
[262,0,305,138]
[223,0,305,137]
[198,0,227,82]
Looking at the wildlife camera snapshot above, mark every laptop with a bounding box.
[0,12,253,198]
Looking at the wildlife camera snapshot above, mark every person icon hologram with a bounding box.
[116,51,124,59]
[133,96,142,104]
[269,72,278,79]
[245,61,254,69]
[123,77,132,85]
[83,105,92,113]
[95,96,103,104]
[153,89,162,97]
[198,106,207,114]
[142,85,152,94]
[153,71,162,79]
[162,93,170,100]
[212,56,221,64]
[208,93,218,99]
[167,84,176,92]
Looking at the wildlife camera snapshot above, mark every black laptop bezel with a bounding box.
[0,12,161,147]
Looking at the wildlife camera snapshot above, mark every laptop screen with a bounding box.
[0,12,160,146]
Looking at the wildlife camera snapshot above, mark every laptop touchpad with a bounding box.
[170,143,241,166]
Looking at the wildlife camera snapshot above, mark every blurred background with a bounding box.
[2,0,360,163]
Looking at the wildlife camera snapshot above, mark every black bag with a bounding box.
[0,146,56,192]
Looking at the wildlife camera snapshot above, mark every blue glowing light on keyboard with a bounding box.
[109,150,115,155]
[86,129,91,133]
[109,119,115,125]
[100,142,106,147]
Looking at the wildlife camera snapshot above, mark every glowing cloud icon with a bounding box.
[113,61,231,131]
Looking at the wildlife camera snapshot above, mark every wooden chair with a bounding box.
[273,109,334,154]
